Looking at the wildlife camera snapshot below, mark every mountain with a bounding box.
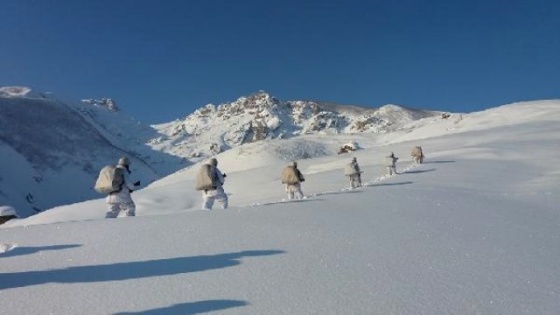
[0,87,183,217]
[148,91,441,159]
[1,99,559,315]
[1,88,440,217]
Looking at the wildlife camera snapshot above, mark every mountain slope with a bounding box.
[1,100,559,315]
[6,99,559,226]
[0,89,183,216]
[1,88,441,217]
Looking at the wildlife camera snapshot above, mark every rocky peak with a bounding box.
[151,91,440,160]
[235,90,279,108]
[81,98,119,112]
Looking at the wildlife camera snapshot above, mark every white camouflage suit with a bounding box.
[385,153,398,176]
[202,161,228,210]
[347,160,362,189]
[286,182,304,200]
[105,161,138,218]
[285,163,305,200]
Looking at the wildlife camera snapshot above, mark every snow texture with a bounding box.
[1,99,559,314]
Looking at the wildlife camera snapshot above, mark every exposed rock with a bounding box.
[82,98,119,112]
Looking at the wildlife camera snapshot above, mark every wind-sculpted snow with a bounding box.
[272,139,330,162]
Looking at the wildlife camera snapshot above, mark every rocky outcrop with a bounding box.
[82,98,119,112]
[151,91,441,159]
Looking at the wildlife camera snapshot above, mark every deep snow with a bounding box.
[1,100,559,314]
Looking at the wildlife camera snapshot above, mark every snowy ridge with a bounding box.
[148,91,441,160]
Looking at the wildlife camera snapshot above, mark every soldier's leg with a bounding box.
[123,202,136,217]
[202,191,215,210]
[286,185,295,199]
[216,189,228,209]
[295,183,304,199]
[105,203,121,218]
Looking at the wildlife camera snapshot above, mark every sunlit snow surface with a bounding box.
[1,101,559,314]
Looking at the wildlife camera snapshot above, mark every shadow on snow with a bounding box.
[257,198,324,206]
[113,299,249,315]
[0,250,284,290]
[402,168,436,174]
[314,190,363,197]
[365,181,414,187]
[423,160,456,164]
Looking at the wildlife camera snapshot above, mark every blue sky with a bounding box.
[1,0,559,123]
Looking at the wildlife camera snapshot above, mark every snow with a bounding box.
[0,86,31,97]
[266,116,281,130]
[1,100,560,314]
[0,88,439,217]
[0,205,17,216]
[148,91,439,161]
[0,90,185,216]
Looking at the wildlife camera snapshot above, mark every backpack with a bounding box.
[94,165,124,194]
[344,163,359,176]
[195,164,216,190]
[281,166,301,185]
[411,146,423,157]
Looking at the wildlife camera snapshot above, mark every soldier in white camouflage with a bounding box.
[105,157,140,218]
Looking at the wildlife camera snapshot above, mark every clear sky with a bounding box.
[1,0,559,123]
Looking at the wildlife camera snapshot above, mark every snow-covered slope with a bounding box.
[0,88,183,216]
[1,88,440,217]
[1,100,558,315]
[6,98,558,225]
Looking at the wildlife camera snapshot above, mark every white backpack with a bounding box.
[195,164,216,190]
[94,165,124,194]
[281,166,301,185]
[411,146,423,157]
[344,163,359,176]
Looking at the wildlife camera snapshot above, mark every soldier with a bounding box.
[385,152,399,176]
[105,157,140,218]
[281,161,305,199]
[411,146,424,164]
[198,158,228,210]
[344,157,363,188]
